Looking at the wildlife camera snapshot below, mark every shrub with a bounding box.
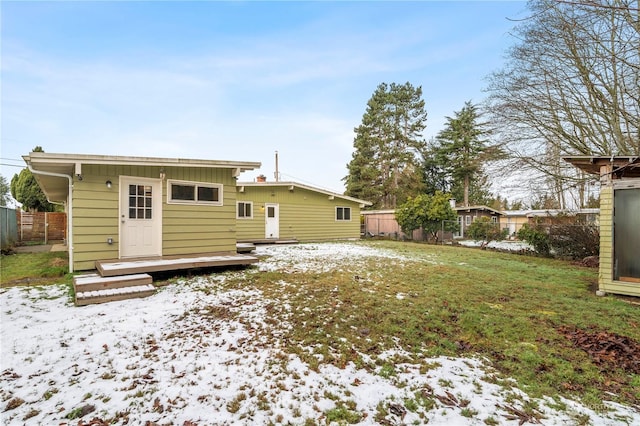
[548,223,599,259]
[518,223,551,256]
[518,220,599,260]
[466,217,507,248]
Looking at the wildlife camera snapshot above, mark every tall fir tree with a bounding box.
[433,101,499,207]
[344,82,427,209]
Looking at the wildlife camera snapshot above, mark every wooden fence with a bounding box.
[16,211,66,243]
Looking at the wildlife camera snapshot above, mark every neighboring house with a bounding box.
[454,206,503,238]
[500,210,531,237]
[236,181,371,242]
[564,155,640,298]
[500,208,600,237]
[23,152,261,272]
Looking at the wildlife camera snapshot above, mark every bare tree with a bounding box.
[485,0,639,208]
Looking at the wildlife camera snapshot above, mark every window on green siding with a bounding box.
[168,180,222,206]
[336,206,351,221]
[614,186,640,282]
[237,201,253,219]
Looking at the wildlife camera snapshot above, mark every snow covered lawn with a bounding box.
[1,242,637,425]
[457,239,533,252]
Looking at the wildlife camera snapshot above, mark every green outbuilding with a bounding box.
[564,156,640,298]
[23,152,261,272]
[236,180,371,243]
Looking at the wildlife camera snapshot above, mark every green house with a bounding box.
[23,152,261,272]
[236,181,371,243]
[564,156,640,298]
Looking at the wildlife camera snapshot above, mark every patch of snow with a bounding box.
[1,242,637,425]
[458,240,533,251]
[255,242,422,273]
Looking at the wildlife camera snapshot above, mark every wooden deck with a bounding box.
[96,253,259,277]
[237,238,298,245]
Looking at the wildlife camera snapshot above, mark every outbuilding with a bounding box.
[23,152,261,273]
[564,156,640,297]
[235,180,371,243]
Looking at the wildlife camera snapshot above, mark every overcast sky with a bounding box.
[1,1,527,193]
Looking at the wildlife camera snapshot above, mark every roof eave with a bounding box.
[237,181,372,206]
[24,152,261,172]
[563,155,640,176]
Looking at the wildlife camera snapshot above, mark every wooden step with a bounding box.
[236,243,256,253]
[73,273,155,306]
[75,283,156,306]
[74,273,152,292]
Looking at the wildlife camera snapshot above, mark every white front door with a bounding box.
[120,176,162,258]
[265,203,279,239]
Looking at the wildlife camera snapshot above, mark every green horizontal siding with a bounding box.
[598,186,613,293]
[72,166,120,270]
[71,164,238,270]
[237,185,363,241]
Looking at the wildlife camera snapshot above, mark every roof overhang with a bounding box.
[454,205,504,216]
[23,152,262,203]
[237,181,373,207]
[360,209,396,215]
[563,156,640,178]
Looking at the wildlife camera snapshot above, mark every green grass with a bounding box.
[2,240,639,412]
[213,240,640,410]
[0,251,71,287]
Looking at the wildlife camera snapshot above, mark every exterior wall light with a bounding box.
[106,180,112,189]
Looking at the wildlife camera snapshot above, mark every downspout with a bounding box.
[27,165,74,273]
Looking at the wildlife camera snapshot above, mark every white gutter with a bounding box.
[27,165,74,273]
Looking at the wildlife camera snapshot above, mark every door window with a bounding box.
[129,185,152,220]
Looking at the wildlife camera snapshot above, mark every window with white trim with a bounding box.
[237,201,253,219]
[167,180,222,206]
[336,206,351,221]
[465,215,471,225]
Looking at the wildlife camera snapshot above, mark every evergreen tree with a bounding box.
[395,191,457,242]
[421,138,451,196]
[345,82,427,209]
[433,101,500,207]
[449,170,494,207]
[11,146,56,212]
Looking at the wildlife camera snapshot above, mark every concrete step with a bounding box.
[75,283,156,306]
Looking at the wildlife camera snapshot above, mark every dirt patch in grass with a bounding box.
[558,326,640,375]
[49,258,67,268]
